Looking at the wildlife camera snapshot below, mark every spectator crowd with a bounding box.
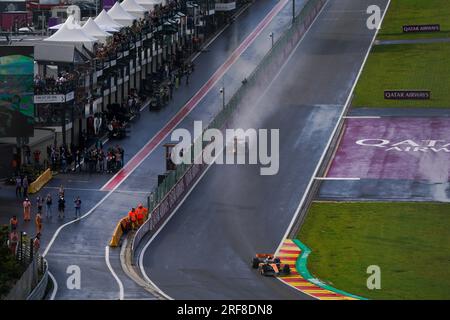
[34,72,77,95]
[45,142,125,174]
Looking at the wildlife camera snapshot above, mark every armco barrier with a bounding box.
[28,168,52,194]
[5,257,48,300]
[131,0,327,263]
[27,259,48,300]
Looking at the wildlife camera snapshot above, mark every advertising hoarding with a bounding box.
[0,45,34,137]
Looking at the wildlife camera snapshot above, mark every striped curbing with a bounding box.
[277,239,365,300]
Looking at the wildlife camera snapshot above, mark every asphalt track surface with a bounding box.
[38,0,313,300]
[140,0,389,300]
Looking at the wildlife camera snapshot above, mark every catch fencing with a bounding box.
[131,0,327,262]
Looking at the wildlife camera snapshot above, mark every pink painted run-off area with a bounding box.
[100,0,289,192]
[327,118,450,182]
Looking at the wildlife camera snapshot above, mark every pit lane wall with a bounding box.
[131,0,328,263]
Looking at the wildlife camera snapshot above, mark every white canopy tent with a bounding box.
[97,24,120,33]
[82,18,112,43]
[108,2,137,27]
[49,14,82,31]
[135,0,164,11]
[121,0,147,19]
[44,20,98,51]
[94,9,124,31]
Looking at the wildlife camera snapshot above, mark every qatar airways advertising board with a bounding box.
[327,118,450,182]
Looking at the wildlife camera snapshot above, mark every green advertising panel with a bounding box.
[0,46,34,137]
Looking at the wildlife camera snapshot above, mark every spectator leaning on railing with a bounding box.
[34,72,77,95]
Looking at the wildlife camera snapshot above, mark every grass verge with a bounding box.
[378,0,450,40]
[297,201,450,300]
[352,42,450,108]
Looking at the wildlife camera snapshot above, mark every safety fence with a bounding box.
[4,236,48,300]
[131,0,327,262]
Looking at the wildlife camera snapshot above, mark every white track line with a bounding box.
[138,0,326,300]
[48,271,58,300]
[105,246,124,300]
[315,177,361,181]
[44,187,105,192]
[344,116,381,119]
[274,0,392,256]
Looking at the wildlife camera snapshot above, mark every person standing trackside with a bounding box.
[118,145,124,165]
[175,70,180,89]
[8,231,18,256]
[115,147,122,169]
[58,196,65,219]
[98,149,105,173]
[136,205,145,226]
[74,196,82,219]
[33,233,41,253]
[58,185,65,198]
[10,215,18,232]
[23,198,31,222]
[22,176,29,199]
[168,79,174,100]
[136,203,148,224]
[185,66,190,85]
[35,211,42,234]
[128,208,137,230]
[45,193,53,219]
[75,149,81,172]
[36,196,43,215]
[15,176,22,198]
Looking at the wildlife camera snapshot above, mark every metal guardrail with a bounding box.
[131,0,327,262]
[4,256,47,300]
[27,259,48,300]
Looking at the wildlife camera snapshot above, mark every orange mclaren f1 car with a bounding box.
[252,254,291,277]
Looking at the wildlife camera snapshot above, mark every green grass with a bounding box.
[352,42,450,108]
[378,0,450,40]
[297,202,450,300]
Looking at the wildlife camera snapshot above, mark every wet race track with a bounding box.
[5,0,394,300]
[140,0,389,300]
